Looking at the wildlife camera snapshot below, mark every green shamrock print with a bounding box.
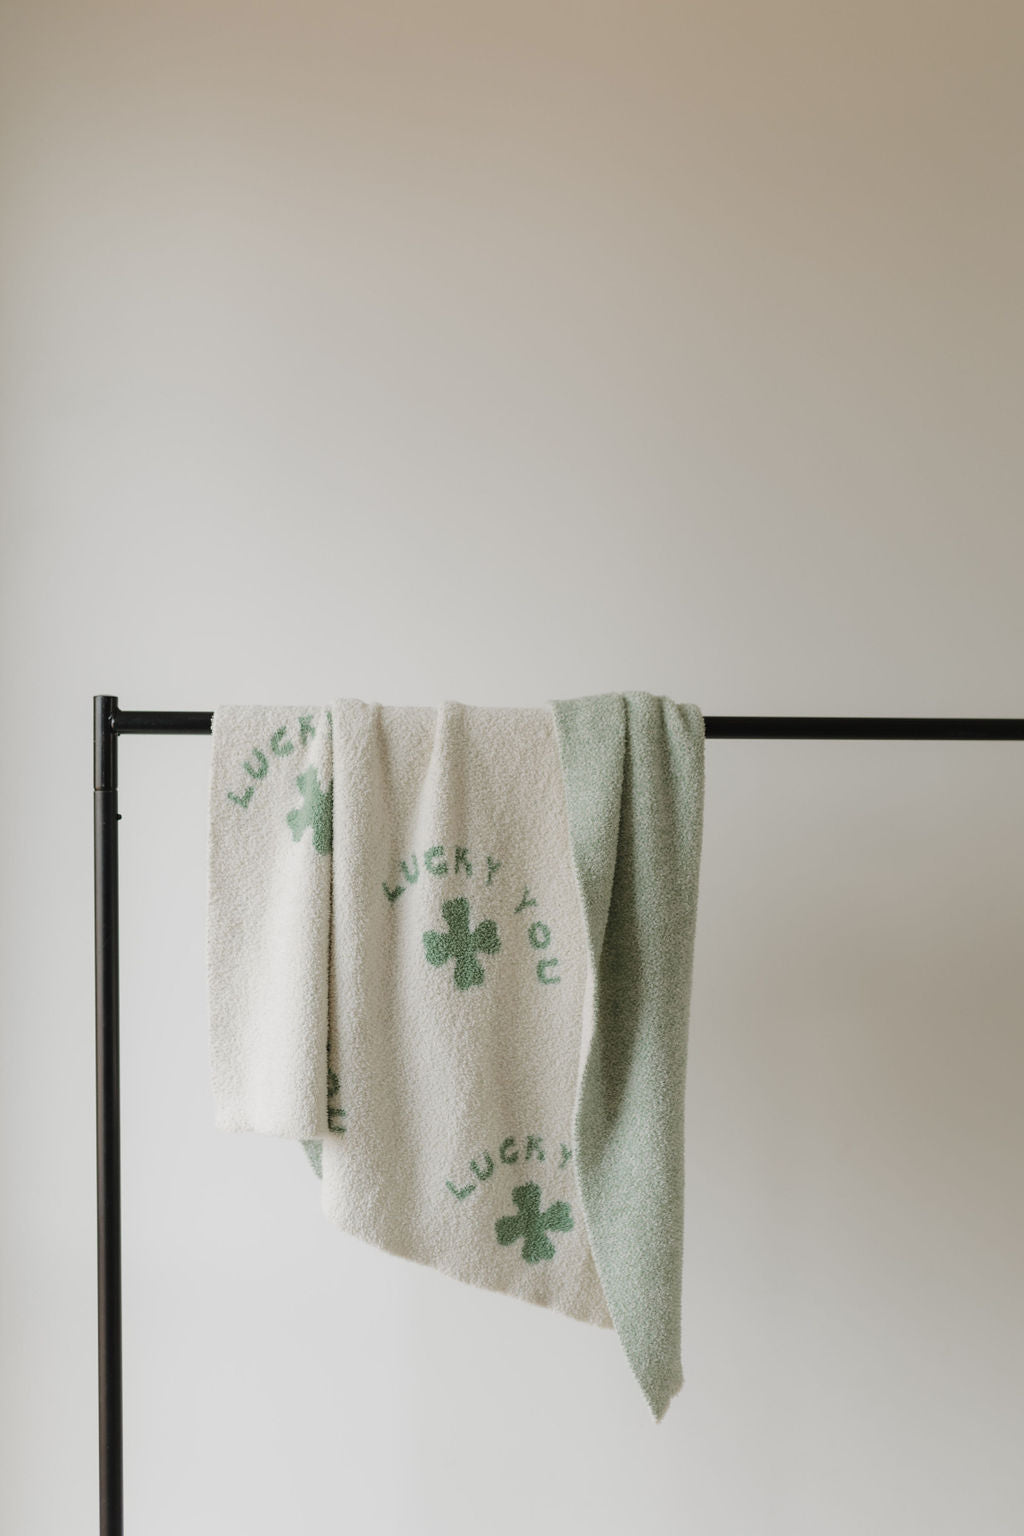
[422,896,500,990]
[286,767,333,855]
[495,1182,573,1263]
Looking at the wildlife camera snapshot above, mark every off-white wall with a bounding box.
[2,3,1022,1532]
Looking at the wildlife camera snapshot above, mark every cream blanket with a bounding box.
[208,694,704,1419]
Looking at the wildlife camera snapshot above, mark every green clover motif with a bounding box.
[286,767,333,855]
[422,896,500,990]
[495,1182,573,1263]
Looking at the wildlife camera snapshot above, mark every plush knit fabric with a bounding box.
[551,694,705,1419]
[207,693,704,1419]
[207,705,332,1139]
[318,700,614,1327]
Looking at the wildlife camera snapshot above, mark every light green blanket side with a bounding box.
[550,692,705,1421]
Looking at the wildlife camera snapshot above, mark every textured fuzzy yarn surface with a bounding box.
[207,693,704,1419]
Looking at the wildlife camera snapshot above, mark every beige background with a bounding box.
[2,3,1022,1532]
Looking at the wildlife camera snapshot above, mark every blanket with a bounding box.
[207,693,704,1419]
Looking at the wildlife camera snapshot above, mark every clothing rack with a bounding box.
[91,693,1024,1536]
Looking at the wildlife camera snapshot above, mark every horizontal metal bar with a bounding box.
[113,708,215,735]
[706,716,1024,740]
[106,708,1024,741]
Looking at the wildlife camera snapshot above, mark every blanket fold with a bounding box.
[208,705,334,1139]
[207,692,704,1420]
[552,694,705,1418]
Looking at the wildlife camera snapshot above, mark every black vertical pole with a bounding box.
[94,696,123,1536]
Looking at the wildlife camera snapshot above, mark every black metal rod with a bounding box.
[706,715,1024,740]
[109,706,1024,740]
[93,696,122,1536]
[91,692,1024,1535]
[114,708,215,735]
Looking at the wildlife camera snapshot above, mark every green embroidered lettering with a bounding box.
[383,881,405,903]
[470,1152,494,1181]
[514,887,538,913]
[244,749,268,781]
[499,1137,519,1164]
[424,845,448,876]
[527,921,551,949]
[400,853,420,884]
[446,1180,476,1200]
[227,787,255,809]
[559,1143,572,1168]
[327,1067,345,1131]
[454,846,472,877]
[422,897,500,989]
[270,727,294,757]
[495,1183,573,1263]
[525,1135,545,1162]
[298,714,316,746]
[486,856,502,886]
[537,958,560,984]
